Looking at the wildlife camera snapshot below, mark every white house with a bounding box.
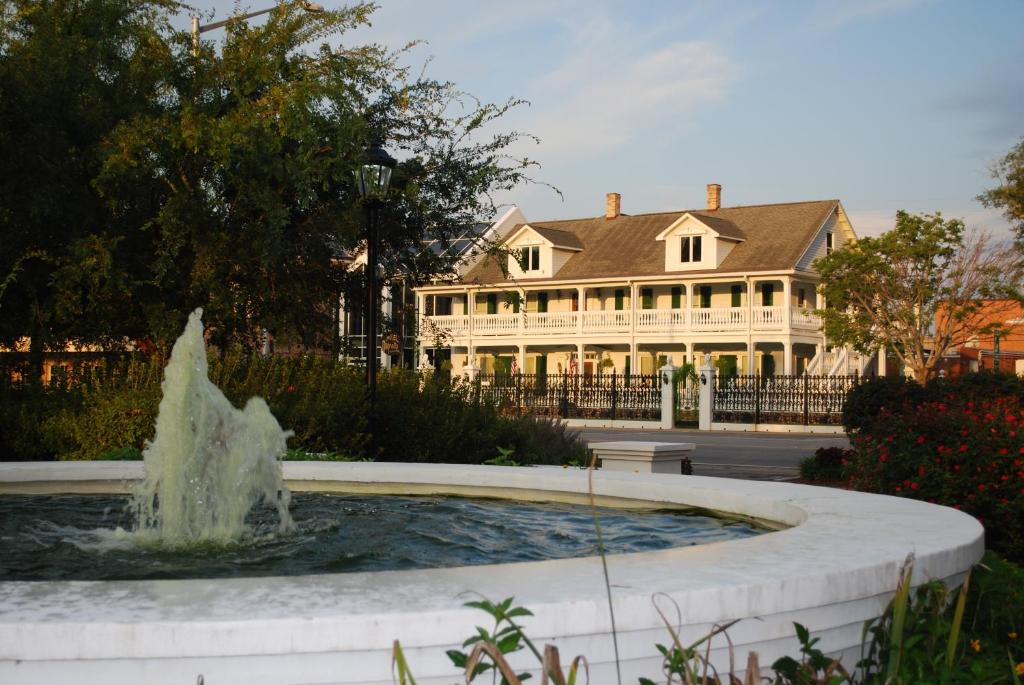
[415,184,859,378]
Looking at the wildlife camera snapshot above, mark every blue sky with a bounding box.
[186,1,1024,238]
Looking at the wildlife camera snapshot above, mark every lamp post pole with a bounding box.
[355,140,396,459]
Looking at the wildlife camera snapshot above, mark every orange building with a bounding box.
[939,299,1024,376]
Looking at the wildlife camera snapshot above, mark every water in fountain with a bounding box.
[133,308,293,546]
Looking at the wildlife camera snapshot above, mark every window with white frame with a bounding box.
[680,235,703,263]
[519,245,541,272]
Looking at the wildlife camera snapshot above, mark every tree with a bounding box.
[814,211,1024,383]
[978,136,1024,246]
[1,0,539,355]
[0,0,178,360]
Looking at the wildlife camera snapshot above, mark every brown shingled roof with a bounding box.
[529,225,584,250]
[464,200,838,284]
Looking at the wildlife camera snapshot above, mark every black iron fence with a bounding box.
[712,374,859,426]
[468,373,661,421]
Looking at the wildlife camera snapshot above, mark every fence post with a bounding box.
[559,372,569,419]
[660,357,675,429]
[754,372,761,426]
[803,373,809,426]
[516,372,522,417]
[698,361,715,430]
[610,372,618,421]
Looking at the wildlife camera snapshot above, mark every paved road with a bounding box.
[571,428,849,481]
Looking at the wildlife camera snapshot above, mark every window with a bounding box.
[680,235,703,263]
[486,293,497,314]
[436,297,453,315]
[511,296,520,313]
[641,288,653,310]
[730,285,742,308]
[519,245,541,272]
[699,286,712,309]
[762,284,774,306]
[671,286,681,309]
[537,292,548,313]
[571,292,579,311]
[614,289,625,311]
[798,288,806,307]
[826,232,833,255]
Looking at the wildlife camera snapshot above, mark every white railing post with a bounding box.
[660,356,676,430]
[699,361,715,431]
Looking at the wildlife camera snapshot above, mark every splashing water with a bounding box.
[133,308,293,546]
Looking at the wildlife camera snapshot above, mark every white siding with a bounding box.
[796,211,839,272]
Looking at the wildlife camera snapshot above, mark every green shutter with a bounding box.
[671,286,681,309]
[762,284,774,306]
[641,288,653,310]
[700,286,711,309]
[731,285,741,308]
[537,292,548,313]
[487,293,497,314]
[615,289,625,311]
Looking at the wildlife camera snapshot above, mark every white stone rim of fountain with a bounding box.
[0,461,985,685]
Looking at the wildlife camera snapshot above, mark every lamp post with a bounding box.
[355,140,397,457]
[191,2,324,56]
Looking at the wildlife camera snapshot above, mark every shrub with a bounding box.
[799,446,854,482]
[845,391,1024,562]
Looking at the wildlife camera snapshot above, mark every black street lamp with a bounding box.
[355,140,396,457]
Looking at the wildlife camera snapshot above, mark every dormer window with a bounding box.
[519,246,540,272]
[681,236,702,263]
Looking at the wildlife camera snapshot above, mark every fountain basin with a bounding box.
[0,461,984,684]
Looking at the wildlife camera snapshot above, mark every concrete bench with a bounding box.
[588,441,695,475]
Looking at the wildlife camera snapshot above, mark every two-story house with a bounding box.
[415,184,857,378]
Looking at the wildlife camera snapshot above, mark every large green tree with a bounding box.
[978,136,1024,246]
[815,211,1024,383]
[1,0,537,355]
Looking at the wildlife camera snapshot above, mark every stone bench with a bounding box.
[587,441,695,475]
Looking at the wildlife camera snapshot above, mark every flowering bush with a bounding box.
[846,391,1024,562]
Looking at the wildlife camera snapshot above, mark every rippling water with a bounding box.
[0,493,766,581]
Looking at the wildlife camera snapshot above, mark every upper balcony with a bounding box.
[417,279,823,341]
[421,305,820,339]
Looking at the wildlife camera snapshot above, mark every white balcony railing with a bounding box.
[582,310,632,332]
[422,314,469,337]
[421,305,818,339]
[636,309,687,330]
[471,313,519,334]
[791,308,821,329]
[525,311,578,333]
[690,307,747,331]
[751,306,784,329]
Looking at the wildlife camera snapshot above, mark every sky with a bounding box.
[183,0,1024,239]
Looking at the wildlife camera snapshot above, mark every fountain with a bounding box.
[0,312,986,683]
[134,308,293,545]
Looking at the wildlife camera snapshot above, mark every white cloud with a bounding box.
[521,40,733,160]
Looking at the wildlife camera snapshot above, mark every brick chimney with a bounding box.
[706,183,722,211]
[605,192,621,219]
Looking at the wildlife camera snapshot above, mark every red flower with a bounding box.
[286,385,296,392]
[910,483,920,491]
[916,436,926,445]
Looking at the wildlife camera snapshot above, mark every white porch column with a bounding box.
[782,277,791,329]
[576,342,585,375]
[577,286,585,335]
[878,346,887,377]
[747,340,755,375]
[629,341,638,374]
[783,340,793,375]
[518,345,526,375]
